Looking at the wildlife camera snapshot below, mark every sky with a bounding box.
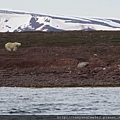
[0,0,120,18]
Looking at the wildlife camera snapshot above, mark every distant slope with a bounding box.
[0,10,120,32]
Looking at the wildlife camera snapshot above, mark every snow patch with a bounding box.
[0,10,120,32]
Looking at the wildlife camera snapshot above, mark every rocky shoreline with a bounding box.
[0,45,120,87]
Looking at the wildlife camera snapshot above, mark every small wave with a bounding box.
[9,109,27,114]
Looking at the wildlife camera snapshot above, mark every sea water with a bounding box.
[0,87,120,115]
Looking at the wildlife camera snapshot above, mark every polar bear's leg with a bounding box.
[6,48,12,51]
[5,43,12,51]
[13,46,17,51]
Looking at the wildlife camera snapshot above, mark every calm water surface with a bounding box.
[0,87,120,115]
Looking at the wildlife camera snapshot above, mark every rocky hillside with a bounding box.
[0,31,120,87]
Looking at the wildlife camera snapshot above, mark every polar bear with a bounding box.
[5,42,21,51]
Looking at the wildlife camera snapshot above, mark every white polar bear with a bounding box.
[5,42,21,51]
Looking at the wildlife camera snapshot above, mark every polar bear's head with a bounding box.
[14,42,21,47]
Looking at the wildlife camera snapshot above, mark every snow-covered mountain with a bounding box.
[0,10,120,32]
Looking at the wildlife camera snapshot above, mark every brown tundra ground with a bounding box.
[0,31,120,87]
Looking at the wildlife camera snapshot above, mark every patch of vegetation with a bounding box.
[0,31,120,48]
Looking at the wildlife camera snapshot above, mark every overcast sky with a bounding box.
[0,0,120,18]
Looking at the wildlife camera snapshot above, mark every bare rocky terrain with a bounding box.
[0,31,120,87]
